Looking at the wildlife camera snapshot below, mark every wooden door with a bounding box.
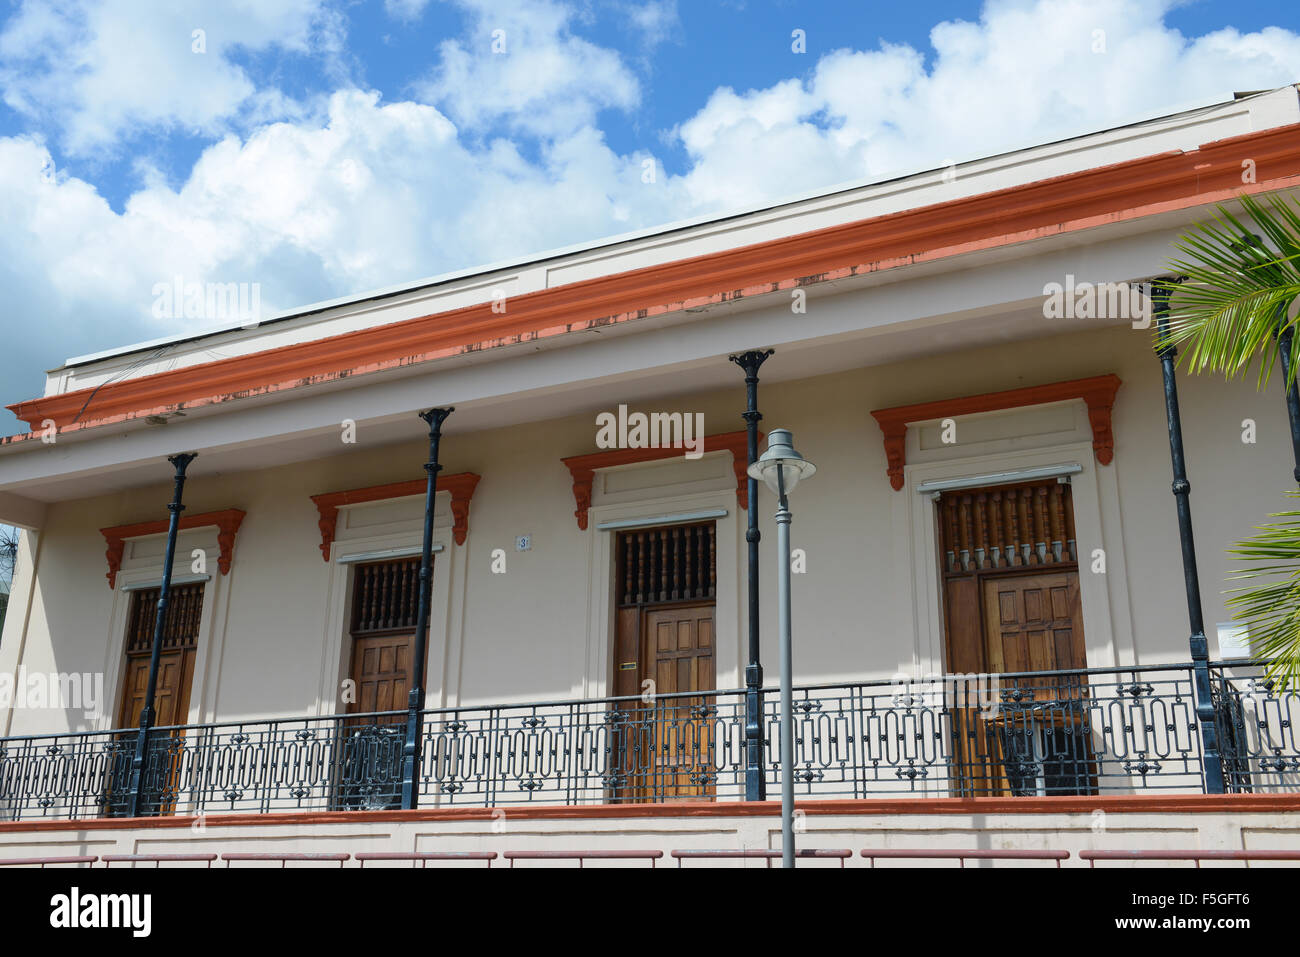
[112,583,204,815]
[609,522,718,802]
[346,556,425,720]
[937,481,1093,795]
[115,583,205,730]
[117,650,197,730]
[978,571,1094,795]
[642,602,716,801]
[338,557,424,809]
[348,633,415,718]
[980,573,1085,679]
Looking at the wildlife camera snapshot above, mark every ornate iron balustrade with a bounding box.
[0,663,1296,821]
[1210,663,1300,792]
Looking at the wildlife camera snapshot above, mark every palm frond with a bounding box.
[1226,493,1300,689]
[1157,192,1300,390]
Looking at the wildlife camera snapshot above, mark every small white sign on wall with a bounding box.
[1216,622,1252,659]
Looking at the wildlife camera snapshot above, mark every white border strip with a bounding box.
[336,544,444,564]
[595,508,729,531]
[121,573,212,591]
[915,463,1082,495]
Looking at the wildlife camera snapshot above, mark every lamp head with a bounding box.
[747,428,816,496]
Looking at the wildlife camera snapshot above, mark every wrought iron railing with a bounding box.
[0,663,1296,821]
[1210,663,1300,792]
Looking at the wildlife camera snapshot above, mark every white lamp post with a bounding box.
[747,428,816,869]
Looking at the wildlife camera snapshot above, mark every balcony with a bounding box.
[1,662,1296,822]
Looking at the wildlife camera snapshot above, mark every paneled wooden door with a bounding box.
[980,572,1085,677]
[338,557,425,809]
[641,602,716,801]
[113,583,205,815]
[938,481,1095,796]
[346,556,426,720]
[611,522,718,802]
[348,633,416,718]
[117,649,197,731]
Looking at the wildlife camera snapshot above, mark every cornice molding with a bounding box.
[561,431,755,530]
[869,374,1121,490]
[99,508,246,589]
[309,472,481,561]
[9,122,1300,435]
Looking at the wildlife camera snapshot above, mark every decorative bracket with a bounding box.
[99,508,246,589]
[869,374,1121,490]
[309,472,481,561]
[561,430,758,530]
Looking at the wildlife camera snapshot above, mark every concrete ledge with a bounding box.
[1,792,1298,868]
[3,792,1299,833]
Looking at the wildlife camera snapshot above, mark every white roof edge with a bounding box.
[58,84,1299,371]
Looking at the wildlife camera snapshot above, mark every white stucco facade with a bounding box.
[0,88,1298,840]
[0,319,1295,738]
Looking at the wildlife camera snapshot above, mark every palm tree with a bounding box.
[1226,496,1300,690]
[1157,191,1300,688]
[1160,192,1300,389]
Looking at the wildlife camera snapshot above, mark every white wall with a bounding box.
[0,322,1293,736]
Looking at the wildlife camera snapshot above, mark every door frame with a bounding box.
[584,488,741,705]
[101,525,227,734]
[114,582,206,731]
[103,567,219,817]
[320,517,457,718]
[343,554,434,715]
[891,437,1134,680]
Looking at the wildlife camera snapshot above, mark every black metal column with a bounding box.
[127,451,198,817]
[401,407,453,810]
[729,349,773,802]
[1153,281,1225,794]
[1274,305,1300,484]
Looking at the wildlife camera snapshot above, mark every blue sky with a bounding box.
[0,0,1296,431]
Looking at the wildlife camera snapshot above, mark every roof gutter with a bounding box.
[8,121,1300,441]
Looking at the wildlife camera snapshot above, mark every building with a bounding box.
[0,86,1298,867]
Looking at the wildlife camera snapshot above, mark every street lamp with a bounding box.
[747,428,816,868]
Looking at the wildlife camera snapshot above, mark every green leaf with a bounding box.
[1226,492,1300,689]
[1157,193,1300,391]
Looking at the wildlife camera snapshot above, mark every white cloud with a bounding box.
[385,0,432,21]
[672,0,1300,211]
[0,0,341,155]
[624,0,679,51]
[416,0,641,137]
[0,88,688,408]
[1,0,1299,425]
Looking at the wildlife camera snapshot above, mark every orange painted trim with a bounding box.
[8,124,1300,436]
[99,508,246,589]
[561,430,755,530]
[869,374,1122,490]
[2,793,1296,834]
[310,472,481,560]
